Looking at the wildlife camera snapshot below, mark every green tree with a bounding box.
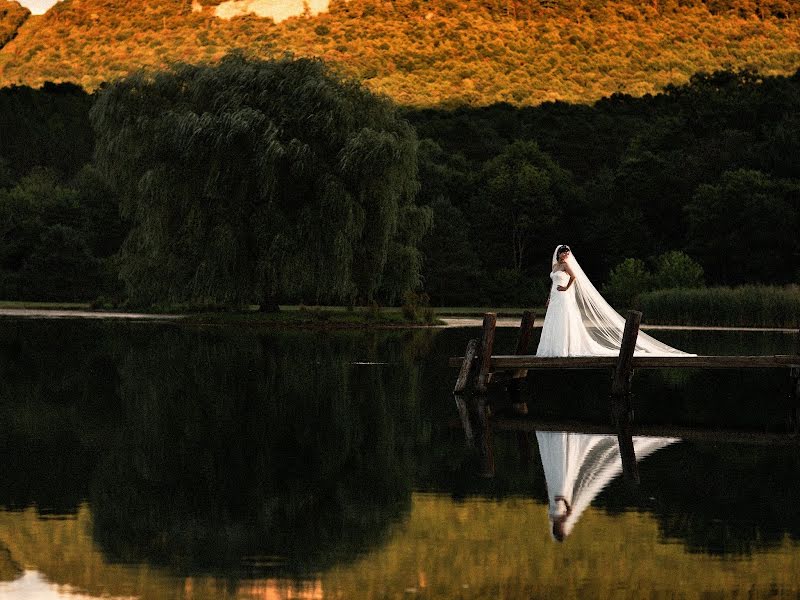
[653,250,704,289]
[90,53,430,309]
[601,257,653,309]
[0,168,102,300]
[419,197,485,305]
[686,169,800,284]
[477,140,576,274]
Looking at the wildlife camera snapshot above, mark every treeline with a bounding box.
[408,68,800,305]
[1,61,799,307]
[3,0,800,106]
[0,82,124,301]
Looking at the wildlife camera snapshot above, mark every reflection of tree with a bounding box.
[599,441,800,555]
[0,542,22,583]
[88,327,421,575]
[0,321,427,576]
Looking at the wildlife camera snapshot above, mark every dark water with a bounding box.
[0,320,799,599]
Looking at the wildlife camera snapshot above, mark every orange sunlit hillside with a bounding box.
[1,0,800,105]
[0,0,28,48]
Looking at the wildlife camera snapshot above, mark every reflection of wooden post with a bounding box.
[616,421,640,483]
[475,313,497,394]
[612,311,642,426]
[454,395,474,446]
[475,396,495,478]
[517,431,530,469]
[453,339,479,395]
[790,366,800,434]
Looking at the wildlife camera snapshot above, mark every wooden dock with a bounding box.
[449,311,800,478]
[449,311,800,430]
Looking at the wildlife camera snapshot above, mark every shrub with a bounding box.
[602,258,653,309]
[653,250,704,289]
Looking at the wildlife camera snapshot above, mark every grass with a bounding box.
[637,285,800,328]
[0,300,446,326]
[0,301,91,309]
[180,306,445,327]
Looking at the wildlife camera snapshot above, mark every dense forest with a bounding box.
[1,58,798,307]
[2,0,800,105]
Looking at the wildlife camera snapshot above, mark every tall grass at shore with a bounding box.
[637,285,800,328]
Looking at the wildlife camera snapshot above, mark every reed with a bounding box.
[637,285,800,328]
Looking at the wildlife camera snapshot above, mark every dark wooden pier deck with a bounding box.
[448,311,800,479]
[449,311,800,430]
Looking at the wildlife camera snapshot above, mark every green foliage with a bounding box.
[686,169,800,285]
[91,53,430,309]
[0,168,108,300]
[638,285,800,327]
[479,140,574,273]
[601,257,653,309]
[653,250,704,289]
[0,82,94,183]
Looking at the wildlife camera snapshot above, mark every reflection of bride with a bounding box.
[536,245,695,357]
[535,431,679,541]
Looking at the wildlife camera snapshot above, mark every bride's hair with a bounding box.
[556,245,570,258]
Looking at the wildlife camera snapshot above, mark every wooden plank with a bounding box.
[474,313,497,394]
[448,354,800,369]
[453,338,478,394]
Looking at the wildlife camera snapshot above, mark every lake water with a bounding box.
[1,319,799,599]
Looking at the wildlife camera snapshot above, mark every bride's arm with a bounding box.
[557,264,577,291]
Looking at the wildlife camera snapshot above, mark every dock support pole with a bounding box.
[509,310,535,414]
[511,310,535,380]
[611,311,642,426]
[453,338,479,395]
[474,313,497,394]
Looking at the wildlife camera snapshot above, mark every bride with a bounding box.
[536,245,694,357]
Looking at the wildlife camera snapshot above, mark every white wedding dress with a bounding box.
[535,246,694,357]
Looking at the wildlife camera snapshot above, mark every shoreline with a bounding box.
[0,308,797,332]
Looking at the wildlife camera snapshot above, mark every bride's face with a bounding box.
[558,250,570,263]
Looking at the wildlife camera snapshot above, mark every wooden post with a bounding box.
[611,311,642,426]
[508,310,535,413]
[474,313,497,394]
[512,310,535,380]
[453,338,479,395]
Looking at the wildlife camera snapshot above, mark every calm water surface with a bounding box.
[0,320,799,599]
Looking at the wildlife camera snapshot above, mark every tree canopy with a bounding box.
[90,53,431,309]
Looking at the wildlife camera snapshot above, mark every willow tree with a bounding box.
[90,53,429,309]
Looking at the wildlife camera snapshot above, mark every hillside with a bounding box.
[1,0,800,106]
[0,0,28,49]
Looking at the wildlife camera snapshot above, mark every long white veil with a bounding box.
[552,245,694,356]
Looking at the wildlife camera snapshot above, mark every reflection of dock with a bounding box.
[453,416,800,446]
[449,311,800,431]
